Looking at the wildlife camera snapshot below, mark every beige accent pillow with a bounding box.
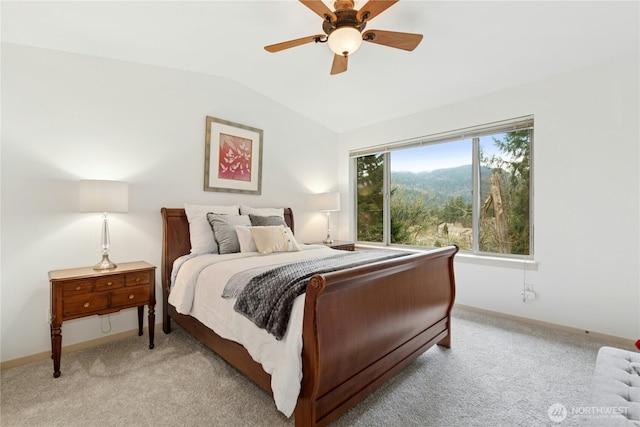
[250,226,300,254]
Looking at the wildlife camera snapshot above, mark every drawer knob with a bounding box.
[128,294,135,299]
[75,286,82,291]
[107,281,113,286]
[83,302,90,308]
[135,277,140,282]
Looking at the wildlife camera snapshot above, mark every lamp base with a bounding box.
[323,236,334,245]
[93,254,117,271]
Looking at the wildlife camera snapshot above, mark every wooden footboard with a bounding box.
[160,207,457,426]
[296,246,458,426]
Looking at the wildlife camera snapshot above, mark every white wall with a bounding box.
[1,43,339,362]
[337,55,640,340]
[2,43,638,364]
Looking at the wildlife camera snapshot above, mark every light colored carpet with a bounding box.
[1,307,632,426]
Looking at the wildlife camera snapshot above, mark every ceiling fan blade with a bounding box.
[356,0,398,22]
[264,34,326,53]
[299,0,337,22]
[362,29,423,51]
[330,54,348,75]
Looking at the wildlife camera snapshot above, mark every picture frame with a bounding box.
[204,116,263,195]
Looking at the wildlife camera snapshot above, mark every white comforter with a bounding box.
[168,244,337,417]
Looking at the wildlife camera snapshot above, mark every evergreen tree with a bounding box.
[356,154,384,241]
[390,186,430,244]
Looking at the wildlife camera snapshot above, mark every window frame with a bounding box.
[351,116,534,260]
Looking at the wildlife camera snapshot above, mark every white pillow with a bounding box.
[184,203,239,254]
[240,205,284,219]
[235,225,258,253]
[250,226,300,254]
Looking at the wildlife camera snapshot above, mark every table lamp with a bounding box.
[316,192,340,245]
[79,180,128,270]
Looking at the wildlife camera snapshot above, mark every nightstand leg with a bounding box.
[137,306,144,336]
[50,323,62,378]
[148,305,155,349]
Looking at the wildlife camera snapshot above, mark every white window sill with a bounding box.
[355,243,538,270]
[454,251,538,270]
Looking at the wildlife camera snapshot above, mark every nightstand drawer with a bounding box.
[61,279,93,296]
[63,293,109,317]
[111,286,149,307]
[125,271,150,287]
[95,276,124,291]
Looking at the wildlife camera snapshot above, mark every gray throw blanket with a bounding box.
[226,250,410,340]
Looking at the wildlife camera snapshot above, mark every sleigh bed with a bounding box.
[161,207,458,426]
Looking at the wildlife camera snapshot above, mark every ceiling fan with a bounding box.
[264,0,423,75]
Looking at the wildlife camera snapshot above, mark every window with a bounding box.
[353,117,533,258]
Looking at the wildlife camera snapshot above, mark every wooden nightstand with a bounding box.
[311,240,355,251]
[48,261,156,378]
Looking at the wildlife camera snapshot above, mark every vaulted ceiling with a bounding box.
[2,1,638,133]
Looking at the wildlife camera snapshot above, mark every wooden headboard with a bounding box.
[159,207,294,294]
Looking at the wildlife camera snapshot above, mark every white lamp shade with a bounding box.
[79,180,129,213]
[328,27,363,56]
[316,192,341,212]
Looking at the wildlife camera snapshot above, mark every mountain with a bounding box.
[391,165,494,205]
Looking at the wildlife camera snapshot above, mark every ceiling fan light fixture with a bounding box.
[328,27,362,56]
[266,1,422,75]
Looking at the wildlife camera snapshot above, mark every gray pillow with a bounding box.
[206,213,251,254]
[249,214,286,227]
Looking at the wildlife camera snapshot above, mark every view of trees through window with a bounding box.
[356,153,384,242]
[356,128,532,257]
[479,130,531,255]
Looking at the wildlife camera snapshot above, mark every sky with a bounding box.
[390,135,504,173]
[391,139,472,173]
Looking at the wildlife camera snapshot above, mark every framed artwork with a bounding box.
[204,116,263,194]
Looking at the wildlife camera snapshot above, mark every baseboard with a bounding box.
[454,304,635,347]
[1,323,163,371]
